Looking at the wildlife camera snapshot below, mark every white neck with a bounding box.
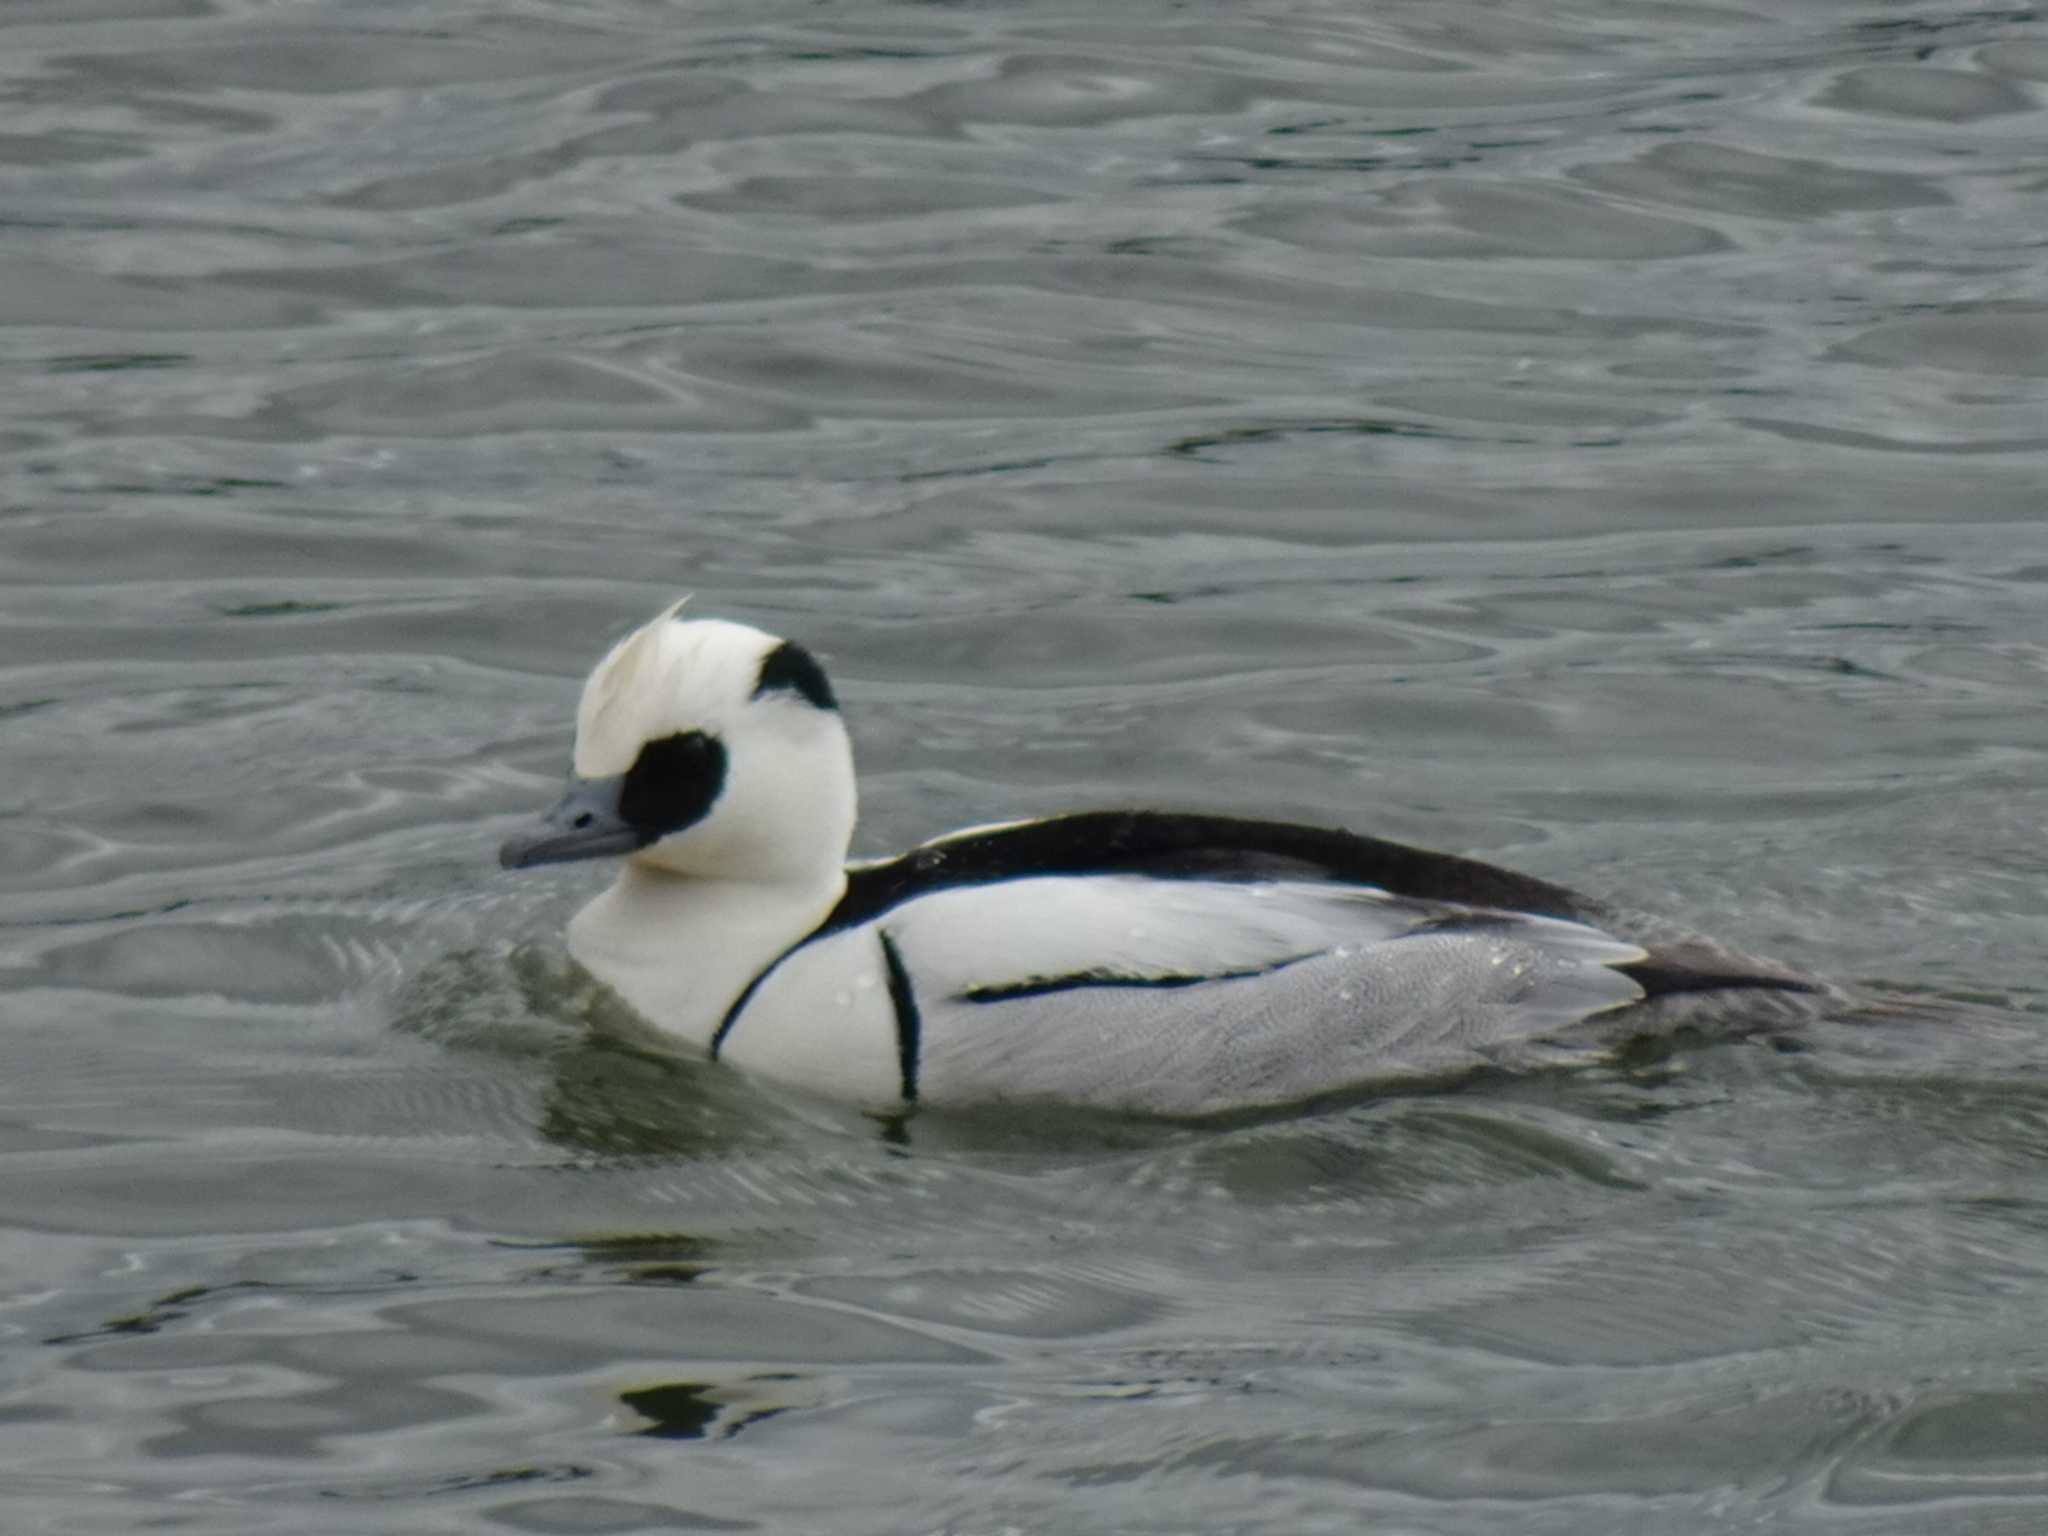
[566,862,847,1050]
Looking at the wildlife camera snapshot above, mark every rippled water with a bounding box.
[4,0,2047,1530]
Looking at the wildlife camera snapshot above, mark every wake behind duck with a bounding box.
[500,602,1830,1116]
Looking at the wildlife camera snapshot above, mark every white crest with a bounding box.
[578,595,689,769]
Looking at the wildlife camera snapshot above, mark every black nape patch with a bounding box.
[618,730,727,842]
[752,640,837,711]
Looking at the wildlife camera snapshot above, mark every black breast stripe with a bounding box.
[709,955,785,1060]
[877,930,921,1103]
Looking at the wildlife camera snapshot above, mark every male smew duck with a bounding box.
[500,602,1828,1116]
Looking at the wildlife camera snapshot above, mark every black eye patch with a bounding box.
[617,731,727,842]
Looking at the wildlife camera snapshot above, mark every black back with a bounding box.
[828,810,1589,932]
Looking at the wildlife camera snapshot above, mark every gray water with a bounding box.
[4,0,2047,1530]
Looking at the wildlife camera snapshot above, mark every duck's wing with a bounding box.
[882,874,1648,1115]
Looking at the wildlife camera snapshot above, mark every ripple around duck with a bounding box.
[1831,307,2048,378]
[1573,141,1945,219]
[677,173,1058,222]
[1264,178,1732,261]
[791,1263,1170,1340]
[1168,1380,1897,1502]
[1827,1383,2048,1506]
[1817,63,2040,120]
[17,1260,1003,1528]
[259,351,814,440]
[1982,40,2048,81]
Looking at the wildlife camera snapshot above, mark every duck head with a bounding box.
[499,603,855,886]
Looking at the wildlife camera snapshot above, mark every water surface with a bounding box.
[3,1,2046,1531]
